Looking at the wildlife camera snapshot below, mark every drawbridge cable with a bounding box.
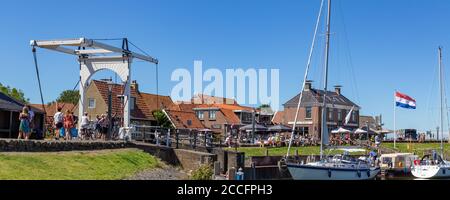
[32,47,48,131]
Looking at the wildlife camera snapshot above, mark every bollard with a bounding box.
[166,129,170,147]
[251,162,256,180]
[176,130,179,149]
[228,167,236,180]
[194,133,197,149]
[214,161,221,176]
[295,149,299,156]
[265,149,269,156]
[155,130,159,145]
[236,167,244,180]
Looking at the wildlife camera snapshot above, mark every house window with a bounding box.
[337,109,342,121]
[209,111,217,120]
[88,98,96,108]
[196,111,204,120]
[130,97,136,110]
[328,108,333,120]
[305,107,312,119]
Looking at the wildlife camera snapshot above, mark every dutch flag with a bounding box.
[395,91,416,109]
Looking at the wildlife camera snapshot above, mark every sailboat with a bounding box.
[283,0,380,180]
[411,47,450,179]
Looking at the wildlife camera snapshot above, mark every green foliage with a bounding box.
[228,146,368,157]
[152,109,174,129]
[190,164,213,180]
[0,83,29,103]
[56,90,80,104]
[258,104,270,109]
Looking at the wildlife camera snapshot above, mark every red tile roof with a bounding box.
[140,93,175,112]
[164,109,205,129]
[30,102,77,117]
[271,110,285,125]
[192,94,237,105]
[220,108,241,124]
[92,80,154,121]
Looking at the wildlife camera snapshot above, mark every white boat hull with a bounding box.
[411,165,450,179]
[287,163,380,180]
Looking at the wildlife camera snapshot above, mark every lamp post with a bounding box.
[107,81,113,140]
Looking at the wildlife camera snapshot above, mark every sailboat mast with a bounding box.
[320,0,332,159]
[439,46,444,156]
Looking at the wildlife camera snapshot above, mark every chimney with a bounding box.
[334,85,342,95]
[131,80,139,91]
[304,80,313,91]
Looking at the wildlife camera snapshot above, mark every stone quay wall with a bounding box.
[0,139,131,152]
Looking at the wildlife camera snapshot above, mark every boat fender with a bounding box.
[328,169,332,178]
[357,170,361,178]
[367,170,370,177]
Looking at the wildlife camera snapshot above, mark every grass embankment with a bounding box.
[381,143,450,157]
[0,149,161,180]
[226,146,368,157]
[226,143,450,157]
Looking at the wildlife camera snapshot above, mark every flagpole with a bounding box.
[394,90,396,149]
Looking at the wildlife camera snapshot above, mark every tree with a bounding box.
[0,83,29,103]
[56,90,80,105]
[258,104,271,109]
[152,110,174,129]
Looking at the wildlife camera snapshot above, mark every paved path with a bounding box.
[125,164,189,180]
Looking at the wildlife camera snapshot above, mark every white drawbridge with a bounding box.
[30,38,158,129]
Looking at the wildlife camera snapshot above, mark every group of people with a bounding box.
[417,133,427,143]
[329,133,355,146]
[53,107,116,141]
[18,105,35,140]
[53,107,78,140]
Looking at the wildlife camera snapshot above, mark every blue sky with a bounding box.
[1,0,450,135]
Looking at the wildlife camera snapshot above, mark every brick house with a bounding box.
[275,81,360,139]
[173,94,274,135]
[81,79,175,126]
[162,109,205,130]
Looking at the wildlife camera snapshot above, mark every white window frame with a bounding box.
[196,111,204,120]
[209,110,217,120]
[88,98,96,108]
[305,107,312,119]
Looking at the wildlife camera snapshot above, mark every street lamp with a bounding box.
[107,81,113,140]
[366,121,369,141]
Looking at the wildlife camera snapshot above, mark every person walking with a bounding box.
[53,107,64,140]
[18,106,30,140]
[63,110,74,140]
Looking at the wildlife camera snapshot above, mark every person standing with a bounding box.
[18,106,30,140]
[54,107,64,140]
[63,110,74,140]
[98,114,109,140]
[80,112,90,140]
[27,105,35,136]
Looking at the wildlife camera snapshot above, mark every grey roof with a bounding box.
[0,92,44,114]
[268,124,292,132]
[239,124,268,131]
[0,92,25,112]
[283,89,360,108]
